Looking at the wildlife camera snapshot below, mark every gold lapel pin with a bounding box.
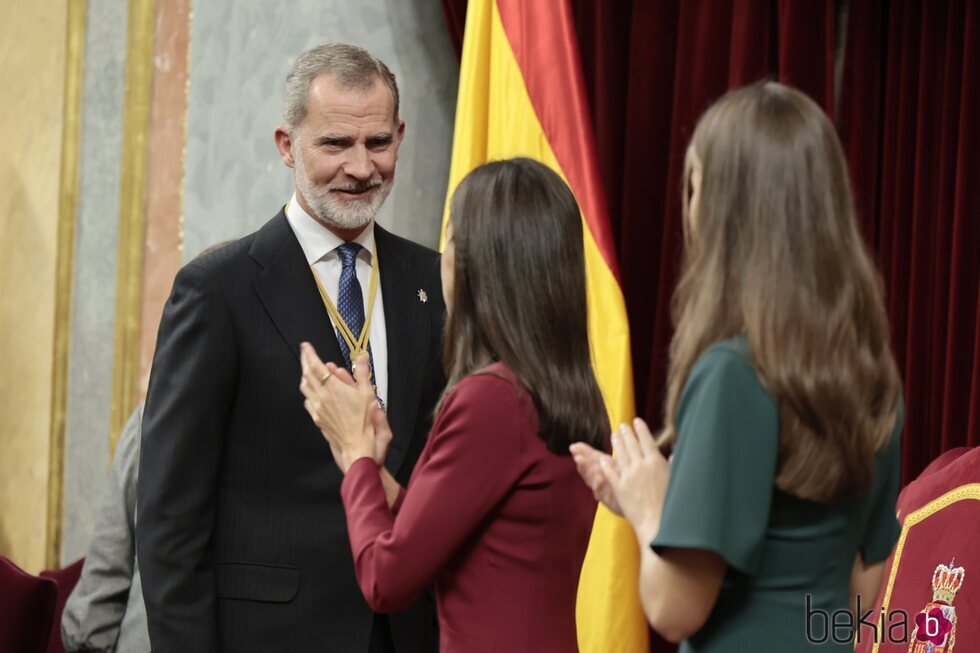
[417,289,428,303]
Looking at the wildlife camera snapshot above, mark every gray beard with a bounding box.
[294,154,392,231]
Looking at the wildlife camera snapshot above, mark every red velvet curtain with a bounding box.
[570,0,838,440]
[438,0,980,645]
[839,0,980,482]
[441,0,980,482]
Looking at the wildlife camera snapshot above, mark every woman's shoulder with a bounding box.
[452,361,520,392]
[690,336,765,389]
[680,336,777,422]
[434,362,536,452]
[443,361,529,412]
[696,335,752,366]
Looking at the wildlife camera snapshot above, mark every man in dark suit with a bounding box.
[136,43,444,653]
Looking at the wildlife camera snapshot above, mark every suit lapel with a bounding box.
[251,216,430,475]
[250,212,345,366]
[376,225,429,475]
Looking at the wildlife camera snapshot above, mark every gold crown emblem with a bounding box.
[931,559,966,604]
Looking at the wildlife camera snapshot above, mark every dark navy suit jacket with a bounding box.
[137,212,444,652]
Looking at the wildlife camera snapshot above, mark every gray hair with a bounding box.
[282,43,400,130]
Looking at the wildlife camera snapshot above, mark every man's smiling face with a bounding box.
[283,73,405,233]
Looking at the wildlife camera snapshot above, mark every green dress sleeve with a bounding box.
[859,399,904,564]
[650,341,779,575]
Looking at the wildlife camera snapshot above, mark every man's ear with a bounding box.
[274,125,296,168]
[395,119,406,148]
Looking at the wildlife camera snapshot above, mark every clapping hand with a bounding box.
[605,419,671,543]
[299,343,392,472]
[570,442,623,516]
[572,418,670,544]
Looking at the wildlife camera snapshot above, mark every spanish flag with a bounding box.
[441,1,646,650]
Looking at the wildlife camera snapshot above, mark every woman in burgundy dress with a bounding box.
[298,157,608,652]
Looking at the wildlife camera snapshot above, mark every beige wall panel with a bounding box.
[0,1,69,572]
[139,0,191,398]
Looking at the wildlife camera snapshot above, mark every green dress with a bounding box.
[650,337,903,652]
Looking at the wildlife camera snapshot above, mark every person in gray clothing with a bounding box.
[62,403,148,653]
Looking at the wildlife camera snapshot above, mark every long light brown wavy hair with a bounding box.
[662,82,901,503]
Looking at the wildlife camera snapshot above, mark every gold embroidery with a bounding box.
[871,484,980,653]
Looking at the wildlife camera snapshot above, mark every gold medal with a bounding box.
[310,248,379,369]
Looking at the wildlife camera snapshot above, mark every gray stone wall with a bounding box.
[182,0,458,259]
[62,0,129,563]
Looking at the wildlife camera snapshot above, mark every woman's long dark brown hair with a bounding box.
[663,82,902,503]
[443,158,608,453]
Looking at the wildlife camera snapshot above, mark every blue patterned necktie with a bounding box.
[335,242,377,387]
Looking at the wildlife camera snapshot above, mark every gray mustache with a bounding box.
[329,180,382,194]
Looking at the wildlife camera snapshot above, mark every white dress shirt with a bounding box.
[285,194,388,405]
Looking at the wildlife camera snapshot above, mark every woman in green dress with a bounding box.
[572,81,904,651]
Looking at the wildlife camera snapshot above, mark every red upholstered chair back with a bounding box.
[40,558,84,653]
[0,556,58,653]
[855,447,979,653]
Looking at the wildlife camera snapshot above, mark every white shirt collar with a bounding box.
[284,193,376,265]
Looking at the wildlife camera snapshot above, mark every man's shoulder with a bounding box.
[180,233,255,280]
[375,224,440,265]
[180,212,287,281]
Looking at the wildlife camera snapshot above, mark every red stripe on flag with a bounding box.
[495,0,621,280]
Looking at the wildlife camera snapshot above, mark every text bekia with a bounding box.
[805,594,909,645]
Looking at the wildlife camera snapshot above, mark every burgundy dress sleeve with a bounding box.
[389,484,406,515]
[340,373,528,613]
